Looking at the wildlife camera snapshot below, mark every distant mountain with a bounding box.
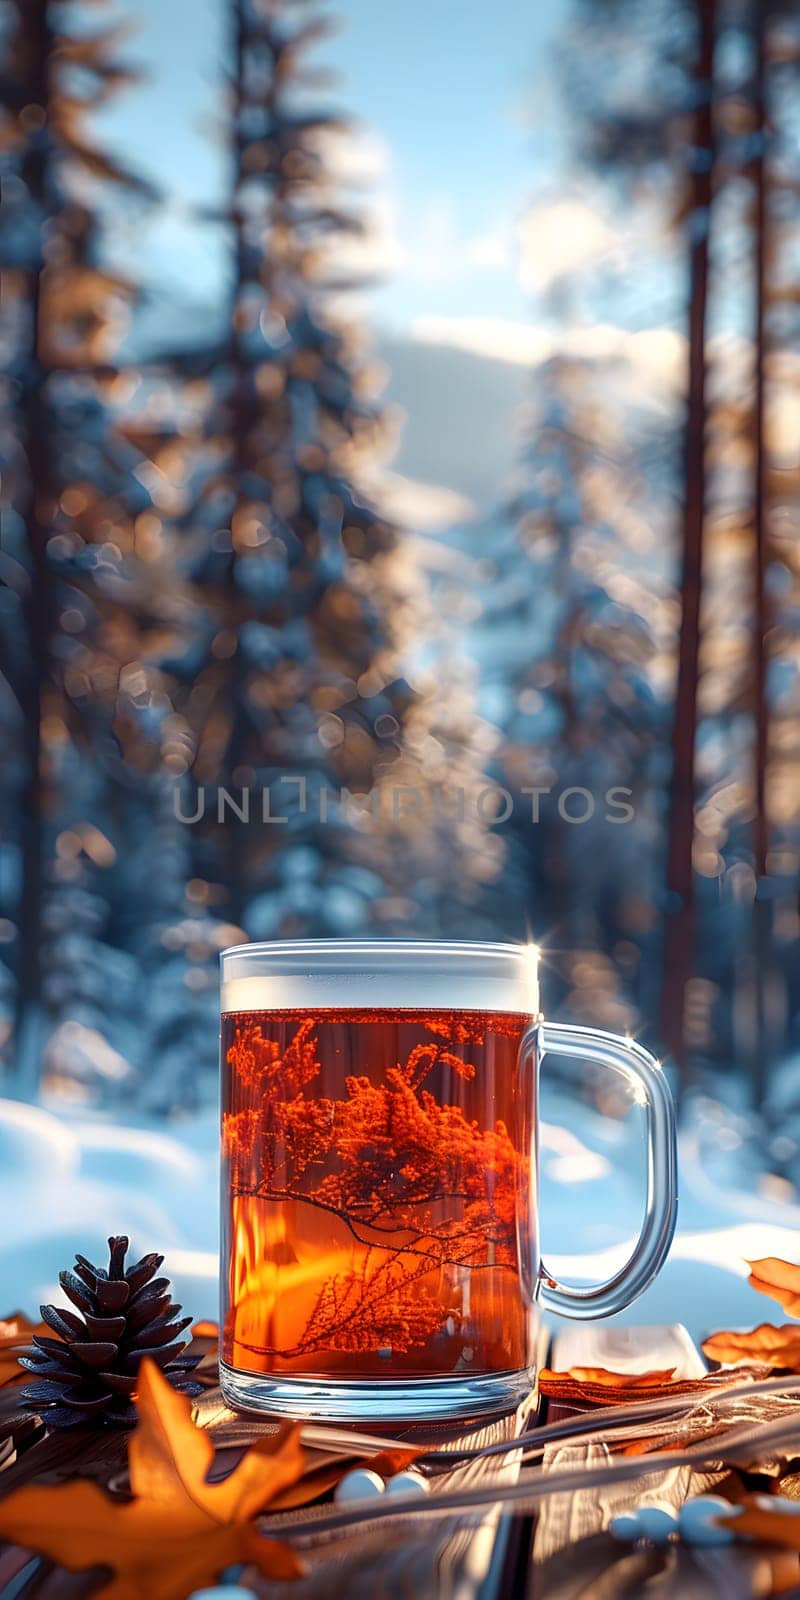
[128,294,528,519]
[378,336,528,516]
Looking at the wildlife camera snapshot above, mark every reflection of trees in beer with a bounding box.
[240,1249,444,1361]
[223,1018,523,1357]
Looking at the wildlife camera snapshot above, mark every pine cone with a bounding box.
[18,1236,198,1428]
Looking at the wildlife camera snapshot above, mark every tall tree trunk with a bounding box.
[13,0,53,1095]
[750,0,772,1107]
[223,0,254,932]
[660,0,717,1079]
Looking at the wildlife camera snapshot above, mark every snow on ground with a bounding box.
[0,1092,797,1346]
[0,1100,219,1324]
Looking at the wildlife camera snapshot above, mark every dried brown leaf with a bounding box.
[536,1365,708,1405]
[702,1322,800,1371]
[747,1259,800,1319]
[0,1358,304,1599]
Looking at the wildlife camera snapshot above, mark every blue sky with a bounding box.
[92,0,691,527]
[100,0,565,333]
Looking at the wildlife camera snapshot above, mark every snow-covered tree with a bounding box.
[500,353,673,1029]
[159,0,414,941]
[0,0,162,1090]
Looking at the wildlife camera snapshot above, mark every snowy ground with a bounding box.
[0,1090,797,1345]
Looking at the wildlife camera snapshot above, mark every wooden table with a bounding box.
[1,1325,798,1599]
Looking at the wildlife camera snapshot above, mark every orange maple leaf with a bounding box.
[701,1256,800,1373]
[0,1314,49,1389]
[539,1364,675,1392]
[536,1365,717,1405]
[0,1358,304,1600]
[746,1257,800,1319]
[539,1259,800,1409]
[701,1321,800,1371]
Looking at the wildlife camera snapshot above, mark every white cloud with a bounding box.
[315,191,403,284]
[518,198,619,295]
[403,204,461,283]
[369,204,514,288]
[465,223,514,272]
[412,314,545,366]
[327,201,511,291]
[315,125,392,187]
[313,153,511,293]
[310,126,402,284]
[315,122,523,296]
[410,314,687,396]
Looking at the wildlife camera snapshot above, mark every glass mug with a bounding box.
[219,940,677,1420]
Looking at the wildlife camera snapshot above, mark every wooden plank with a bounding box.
[529,1539,774,1600]
[1,1358,546,1599]
[259,1327,550,1600]
[529,1325,724,1599]
[420,1386,540,1600]
[5,1321,789,1600]
[256,1389,543,1600]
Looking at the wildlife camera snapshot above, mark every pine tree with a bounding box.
[566,0,720,1076]
[0,0,158,1090]
[129,777,230,1114]
[165,0,410,941]
[507,353,669,1022]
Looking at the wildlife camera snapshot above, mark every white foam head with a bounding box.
[220,939,540,1015]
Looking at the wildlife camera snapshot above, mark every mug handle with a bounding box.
[518,1022,678,1320]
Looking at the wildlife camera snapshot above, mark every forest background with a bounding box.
[1,0,799,1212]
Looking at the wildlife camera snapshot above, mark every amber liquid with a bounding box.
[221,1007,536,1381]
